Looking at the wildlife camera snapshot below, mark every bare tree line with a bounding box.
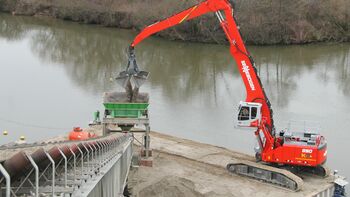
[0,0,349,44]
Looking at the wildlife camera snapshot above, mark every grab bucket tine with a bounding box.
[115,71,131,88]
[132,71,149,88]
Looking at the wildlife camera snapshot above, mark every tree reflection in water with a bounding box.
[1,13,349,108]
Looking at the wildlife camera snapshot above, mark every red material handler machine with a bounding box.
[122,0,328,190]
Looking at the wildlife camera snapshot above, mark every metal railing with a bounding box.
[0,134,133,197]
[280,120,322,134]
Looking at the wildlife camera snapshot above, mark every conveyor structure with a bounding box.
[0,133,133,197]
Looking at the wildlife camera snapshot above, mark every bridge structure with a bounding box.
[0,133,133,197]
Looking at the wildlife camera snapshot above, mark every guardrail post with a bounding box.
[82,144,91,174]
[58,148,68,188]
[27,154,39,196]
[76,146,84,184]
[0,164,11,197]
[69,147,77,184]
[95,142,102,167]
[45,152,55,196]
[101,141,107,163]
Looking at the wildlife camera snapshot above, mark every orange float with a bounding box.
[68,127,96,141]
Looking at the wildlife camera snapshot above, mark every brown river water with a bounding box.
[0,14,349,186]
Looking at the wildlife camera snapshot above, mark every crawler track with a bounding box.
[227,161,304,191]
[300,165,330,177]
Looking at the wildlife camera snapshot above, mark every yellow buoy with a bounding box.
[3,131,8,135]
[20,135,25,141]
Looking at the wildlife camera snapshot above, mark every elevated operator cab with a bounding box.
[237,101,262,128]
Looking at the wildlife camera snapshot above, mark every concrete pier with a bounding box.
[130,131,342,197]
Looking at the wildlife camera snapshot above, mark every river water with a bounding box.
[0,14,349,184]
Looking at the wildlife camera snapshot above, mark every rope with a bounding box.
[0,117,70,131]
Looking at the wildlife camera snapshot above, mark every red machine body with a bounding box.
[129,0,327,168]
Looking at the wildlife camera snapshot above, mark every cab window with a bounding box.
[251,107,257,119]
[238,106,250,121]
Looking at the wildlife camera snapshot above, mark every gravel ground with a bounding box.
[128,131,335,197]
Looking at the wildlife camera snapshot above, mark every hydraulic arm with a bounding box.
[129,0,276,153]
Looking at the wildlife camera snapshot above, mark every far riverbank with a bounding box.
[0,0,349,45]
